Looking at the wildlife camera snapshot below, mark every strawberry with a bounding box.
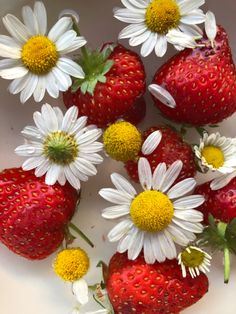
[196,178,236,283]
[63,44,146,128]
[106,252,208,314]
[0,168,79,260]
[121,96,146,125]
[151,26,236,126]
[196,178,236,224]
[125,126,196,183]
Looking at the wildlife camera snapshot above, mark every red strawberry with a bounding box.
[125,126,196,183]
[196,178,236,283]
[196,178,236,224]
[151,26,236,126]
[121,96,146,125]
[106,252,208,314]
[0,168,78,260]
[63,44,146,128]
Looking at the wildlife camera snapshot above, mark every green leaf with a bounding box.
[195,127,207,137]
[71,79,83,92]
[103,60,114,75]
[80,81,89,94]
[87,79,98,95]
[225,218,236,254]
[209,124,219,128]
[97,75,107,83]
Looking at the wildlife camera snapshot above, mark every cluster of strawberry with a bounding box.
[1,2,236,314]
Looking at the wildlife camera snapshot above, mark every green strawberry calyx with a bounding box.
[198,214,236,283]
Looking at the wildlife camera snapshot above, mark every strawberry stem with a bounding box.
[68,222,94,248]
[224,246,230,284]
[72,17,89,60]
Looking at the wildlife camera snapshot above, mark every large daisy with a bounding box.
[0,1,86,103]
[15,104,103,190]
[99,158,204,263]
[114,0,205,57]
[194,132,236,174]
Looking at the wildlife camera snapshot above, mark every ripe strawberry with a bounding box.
[63,44,146,128]
[196,178,236,224]
[125,126,196,183]
[0,168,79,260]
[196,178,236,283]
[121,96,146,125]
[151,26,236,126]
[107,252,208,314]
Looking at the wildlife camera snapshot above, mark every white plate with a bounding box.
[0,0,236,313]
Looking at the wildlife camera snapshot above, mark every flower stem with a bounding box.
[69,222,94,248]
[72,17,89,60]
[224,246,230,284]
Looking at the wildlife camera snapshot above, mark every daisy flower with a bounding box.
[114,0,205,57]
[178,246,212,278]
[15,104,103,190]
[99,158,204,264]
[103,120,162,162]
[194,132,236,174]
[0,1,86,103]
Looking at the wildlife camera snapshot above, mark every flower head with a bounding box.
[103,121,162,162]
[53,247,89,281]
[0,1,86,102]
[114,0,205,57]
[178,246,211,278]
[15,104,103,190]
[194,132,236,174]
[99,157,204,264]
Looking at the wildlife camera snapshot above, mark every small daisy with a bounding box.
[99,158,204,264]
[194,132,236,174]
[103,120,162,162]
[178,246,212,278]
[15,104,103,190]
[114,0,205,57]
[0,1,86,103]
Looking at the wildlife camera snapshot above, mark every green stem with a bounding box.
[92,294,106,309]
[72,17,89,60]
[224,246,230,284]
[69,222,94,248]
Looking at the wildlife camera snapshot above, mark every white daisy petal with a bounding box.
[167,29,196,49]
[72,279,89,305]
[20,74,38,103]
[179,0,205,15]
[22,156,45,170]
[0,66,28,80]
[171,222,197,242]
[22,5,39,35]
[138,157,152,190]
[69,162,88,182]
[151,234,166,262]
[111,173,137,197]
[41,103,59,132]
[174,209,203,222]
[59,36,87,54]
[205,11,217,46]
[160,160,183,192]
[44,72,59,99]
[51,67,72,91]
[148,84,176,108]
[102,205,130,219]
[167,224,190,246]
[143,234,156,264]
[48,17,73,42]
[34,1,47,35]
[70,117,88,134]
[141,32,157,57]
[64,166,81,190]
[180,10,206,25]
[76,129,102,145]
[210,172,236,190]
[0,43,21,59]
[33,76,46,102]
[121,0,146,11]
[55,30,76,51]
[35,159,51,177]
[173,195,205,209]
[58,170,66,186]
[142,130,162,155]
[129,29,151,46]
[117,231,133,253]
[74,157,97,176]
[152,163,167,191]
[15,144,43,157]
[45,164,61,185]
[172,218,203,233]
[61,106,78,132]
[2,14,30,43]
[114,8,145,23]
[21,126,43,141]
[57,57,85,79]
[167,178,196,199]
[119,23,147,39]
[0,35,21,49]
[108,219,133,242]
[99,188,133,204]
[178,23,203,38]
[79,142,103,154]
[79,152,103,165]
[155,36,168,57]
[8,74,31,95]
[128,228,144,260]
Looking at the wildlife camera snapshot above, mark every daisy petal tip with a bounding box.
[205,11,217,47]
[148,84,176,109]
[59,9,79,23]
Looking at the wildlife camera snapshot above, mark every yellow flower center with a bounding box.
[43,131,78,165]
[21,35,58,74]
[145,0,181,34]
[202,145,225,169]
[181,247,205,268]
[130,190,174,232]
[53,248,90,281]
[103,121,142,162]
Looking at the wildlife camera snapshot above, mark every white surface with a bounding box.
[0,0,236,314]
